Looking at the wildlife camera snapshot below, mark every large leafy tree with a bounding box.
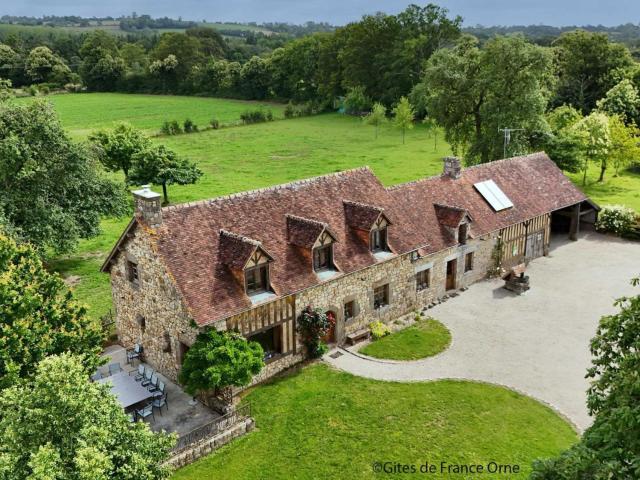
[89,122,151,178]
[0,233,103,390]
[573,112,612,184]
[552,30,635,114]
[0,100,129,254]
[596,79,640,126]
[128,144,202,204]
[0,354,175,479]
[543,105,584,173]
[24,46,71,85]
[421,34,553,164]
[179,329,264,396]
[79,30,126,91]
[608,115,640,177]
[239,56,272,100]
[531,277,640,479]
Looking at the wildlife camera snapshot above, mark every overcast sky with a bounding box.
[5,0,640,27]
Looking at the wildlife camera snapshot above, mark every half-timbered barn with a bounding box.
[102,152,596,384]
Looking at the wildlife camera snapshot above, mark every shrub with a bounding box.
[595,205,638,236]
[284,101,296,119]
[64,83,82,93]
[183,118,198,133]
[369,321,391,340]
[27,85,38,96]
[297,306,335,358]
[210,118,220,129]
[240,108,274,125]
[38,84,50,95]
[160,119,183,135]
[344,85,372,115]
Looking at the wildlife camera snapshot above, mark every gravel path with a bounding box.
[324,232,640,432]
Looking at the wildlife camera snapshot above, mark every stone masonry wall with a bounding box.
[110,224,199,382]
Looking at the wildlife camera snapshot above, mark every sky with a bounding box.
[4,0,640,27]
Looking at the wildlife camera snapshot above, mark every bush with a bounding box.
[595,205,638,236]
[369,320,391,340]
[240,108,274,125]
[297,306,335,358]
[160,119,183,135]
[38,84,50,95]
[64,83,82,93]
[284,101,296,119]
[27,85,38,96]
[183,118,198,133]
[284,101,323,119]
[210,118,220,129]
[344,85,372,115]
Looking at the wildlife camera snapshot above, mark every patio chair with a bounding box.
[131,364,145,382]
[152,392,168,415]
[152,380,166,396]
[141,368,153,387]
[126,344,143,365]
[90,371,102,381]
[147,373,159,392]
[108,363,122,376]
[136,401,155,423]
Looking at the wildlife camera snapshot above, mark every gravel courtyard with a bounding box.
[324,231,640,432]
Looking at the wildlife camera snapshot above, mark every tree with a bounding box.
[151,32,204,83]
[573,112,612,184]
[531,277,640,479]
[543,105,584,173]
[392,96,415,144]
[79,30,126,91]
[0,354,175,479]
[363,102,387,139]
[0,100,129,254]
[239,56,272,100]
[0,78,12,102]
[596,79,640,126]
[186,27,227,58]
[178,329,264,396]
[0,44,19,83]
[344,85,371,115]
[0,234,103,390]
[422,34,553,164]
[25,46,71,85]
[553,31,635,114]
[89,122,151,178]
[608,115,640,176]
[423,116,439,152]
[128,144,203,204]
[148,54,178,93]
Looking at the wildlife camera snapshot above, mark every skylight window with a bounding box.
[474,180,514,212]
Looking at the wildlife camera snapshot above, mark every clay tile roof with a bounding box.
[343,200,387,231]
[218,230,269,270]
[286,214,336,249]
[434,204,470,228]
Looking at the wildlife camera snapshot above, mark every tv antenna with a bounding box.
[499,128,524,159]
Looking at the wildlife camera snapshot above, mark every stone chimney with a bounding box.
[443,157,462,179]
[132,185,162,227]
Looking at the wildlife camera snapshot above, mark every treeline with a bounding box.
[119,14,198,32]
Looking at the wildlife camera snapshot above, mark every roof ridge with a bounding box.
[219,229,261,246]
[285,213,328,228]
[434,203,467,212]
[162,166,374,213]
[342,199,384,211]
[387,152,548,191]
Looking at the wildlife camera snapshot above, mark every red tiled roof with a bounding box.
[218,230,268,270]
[116,152,587,326]
[434,204,469,228]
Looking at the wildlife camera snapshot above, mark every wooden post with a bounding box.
[569,203,581,241]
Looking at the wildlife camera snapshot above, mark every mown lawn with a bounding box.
[566,165,640,213]
[48,111,451,322]
[360,318,451,361]
[171,364,577,480]
[15,92,285,138]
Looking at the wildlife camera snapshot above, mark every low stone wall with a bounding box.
[165,417,255,470]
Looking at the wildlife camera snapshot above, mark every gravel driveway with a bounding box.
[324,232,640,432]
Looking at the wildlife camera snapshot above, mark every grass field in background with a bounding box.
[16,93,286,138]
[567,165,640,213]
[171,364,577,479]
[46,107,450,321]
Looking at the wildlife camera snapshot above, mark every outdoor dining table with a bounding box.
[97,371,155,410]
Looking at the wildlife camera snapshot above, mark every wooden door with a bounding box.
[525,232,544,261]
[446,259,457,290]
[322,311,336,344]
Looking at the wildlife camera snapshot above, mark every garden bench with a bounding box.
[346,329,370,345]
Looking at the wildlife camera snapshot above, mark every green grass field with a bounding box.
[16,93,285,138]
[360,318,452,361]
[171,364,576,479]
[567,166,640,212]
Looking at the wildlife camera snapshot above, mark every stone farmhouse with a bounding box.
[102,153,597,385]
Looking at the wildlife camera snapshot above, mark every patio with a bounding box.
[100,345,220,436]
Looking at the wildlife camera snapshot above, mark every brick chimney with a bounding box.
[443,157,462,179]
[132,185,162,227]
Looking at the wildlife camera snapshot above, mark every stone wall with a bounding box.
[109,224,198,382]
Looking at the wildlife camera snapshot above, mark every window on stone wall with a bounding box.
[465,252,474,272]
[373,284,390,309]
[458,223,468,245]
[416,269,431,291]
[344,300,355,321]
[136,315,146,334]
[127,260,139,286]
[248,325,283,361]
[370,228,389,253]
[313,244,333,272]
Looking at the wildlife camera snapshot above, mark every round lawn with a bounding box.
[359,317,451,361]
[171,364,577,480]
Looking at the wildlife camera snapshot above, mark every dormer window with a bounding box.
[245,264,269,294]
[458,223,468,245]
[313,244,333,272]
[370,227,388,252]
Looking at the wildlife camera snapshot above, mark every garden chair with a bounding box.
[152,392,168,415]
[108,363,122,376]
[136,401,155,423]
[141,368,153,387]
[147,373,159,392]
[152,380,166,397]
[126,344,143,365]
[131,364,145,382]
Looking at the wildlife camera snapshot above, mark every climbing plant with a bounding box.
[297,306,334,358]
